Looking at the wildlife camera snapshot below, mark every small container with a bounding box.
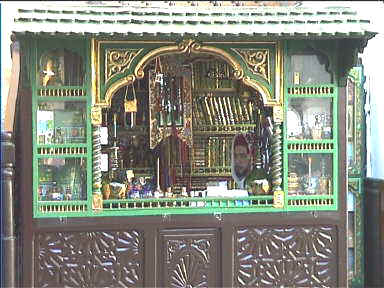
[311,127,322,140]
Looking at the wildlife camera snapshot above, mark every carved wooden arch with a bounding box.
[103,39,273,107]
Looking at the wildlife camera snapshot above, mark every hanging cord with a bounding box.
[155,56,163,74]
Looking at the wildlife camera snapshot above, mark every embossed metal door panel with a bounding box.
[159,228,220,288]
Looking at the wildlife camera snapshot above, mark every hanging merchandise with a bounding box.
[124,82,137,113]
[154,57,164,117]
[154,56,163,84]
[149,55,193,150]
[124,81,137,128]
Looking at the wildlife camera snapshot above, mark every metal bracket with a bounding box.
[59,216,68,224]
[162,213,171,222]
[213,212,223,222]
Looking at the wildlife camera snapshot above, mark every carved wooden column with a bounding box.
[271,106,284,208]
[1,132,16,288]
[91,107,103,210]
[2,36,20,288]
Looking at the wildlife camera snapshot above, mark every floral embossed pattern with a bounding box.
[235,225,337,287]
[36,230,143,287]
[161,229,218,288]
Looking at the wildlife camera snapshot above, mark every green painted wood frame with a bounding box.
[28,37,348,217]
[92,39,282,107]
[348,177,364,287]
[347,64,366,287]
[283,40,339,211]
[30,37,94,217]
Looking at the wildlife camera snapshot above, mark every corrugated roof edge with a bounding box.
[11,4,378,39]
[15,5,361,14]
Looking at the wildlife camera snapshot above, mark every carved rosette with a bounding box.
[170,253,207,288]
[161,230,217,288]
[105,48,142,83]
[233,48,270,83]
[177,39,196,55]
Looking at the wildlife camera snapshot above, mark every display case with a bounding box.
[27,39,345,217]
[284,85,338,210]
[92,54,276,215]
[32,42,91,217]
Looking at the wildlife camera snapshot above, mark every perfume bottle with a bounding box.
[319,157,329,195]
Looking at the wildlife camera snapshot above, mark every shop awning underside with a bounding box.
[12,5,377,40]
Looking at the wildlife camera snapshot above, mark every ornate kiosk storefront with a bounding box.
[2,4,377,287]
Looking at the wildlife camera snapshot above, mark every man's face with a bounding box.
[234,145,251,179]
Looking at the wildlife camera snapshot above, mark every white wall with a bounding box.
[357,3,384,179]
[1,2,28,130]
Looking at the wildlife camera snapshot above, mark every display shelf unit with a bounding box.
[284,84,338,211]
[32,41,92,218]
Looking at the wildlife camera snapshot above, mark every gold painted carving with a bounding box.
[105,48,142,83]
[91,39,99,105]
[242,76,271,105]
[91,106,102,126]
[92,193,103,210]
[134,39,244,81]
[273,189,284,208]
[93,39,283,108]
[233,49,270,83]
[273,106,284,123]
[104,75,136,107]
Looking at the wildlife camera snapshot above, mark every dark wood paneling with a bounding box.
[35,230,144,287]
[29,216,345,287]
[365,178,384,287]
[234,225,338,287]
[17,87,34,288]
[159,228,220,288]
[27,211,347,287]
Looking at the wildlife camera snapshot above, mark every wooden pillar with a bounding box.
[1,36,20,288]
[1,132,16,288]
